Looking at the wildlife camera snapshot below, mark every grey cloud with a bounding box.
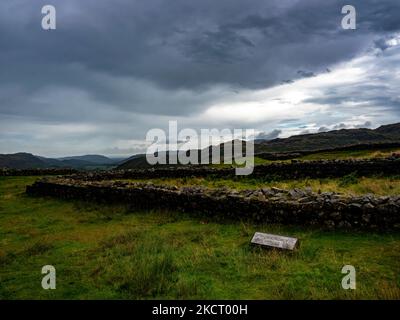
[254,129,282,140]
[297,70,316,78]
[374,38,392,51]
[333,123,347,130]
[2,0,400,92]
[355,121,373,128]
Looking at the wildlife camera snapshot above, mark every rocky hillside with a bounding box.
[255,123,400,153]
[118,123,400,169]
[0,153,48,169]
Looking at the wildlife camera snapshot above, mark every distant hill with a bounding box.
[117,154,149,169]
[0,153,48,169]
[374,122,400,136]
[118,123,400,169]
[3,123,400,170]
[36,156,64,167]
[0,153,123,170]
[254,123,400,153]
[58,155,117,165]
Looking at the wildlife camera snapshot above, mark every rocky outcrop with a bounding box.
[26,178,400,231]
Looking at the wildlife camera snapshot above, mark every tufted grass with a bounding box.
[117,175,400,196]
[0,176,399,300]
[296,148,400,161]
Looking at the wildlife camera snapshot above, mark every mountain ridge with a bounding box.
[117,123,400,169]
[2,123,400,170]
[254,123,400,153]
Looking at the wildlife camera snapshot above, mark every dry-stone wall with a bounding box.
[0,168,79,176]
[26,178,400,230]
[3,157,400,179]
[61,157,400,181]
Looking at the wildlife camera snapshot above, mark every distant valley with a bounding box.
[2,122,400,170]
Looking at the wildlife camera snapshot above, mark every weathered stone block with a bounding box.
[251,232,299,250]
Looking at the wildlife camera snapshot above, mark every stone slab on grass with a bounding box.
[251,232,299,250]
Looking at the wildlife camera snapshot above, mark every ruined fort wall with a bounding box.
[26,179,400,231]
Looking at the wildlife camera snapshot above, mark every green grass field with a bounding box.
[1,176,399,299]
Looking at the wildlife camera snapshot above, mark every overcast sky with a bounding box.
[0,0,399,157]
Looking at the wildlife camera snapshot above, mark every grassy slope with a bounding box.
[211,148,400,168]
[0,176,399,300]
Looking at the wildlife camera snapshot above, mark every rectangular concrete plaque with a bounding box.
[251,232,298,250]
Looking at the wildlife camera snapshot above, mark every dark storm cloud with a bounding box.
[0,0,400,155]
[305,84,400,116]
[1,0,399,92]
